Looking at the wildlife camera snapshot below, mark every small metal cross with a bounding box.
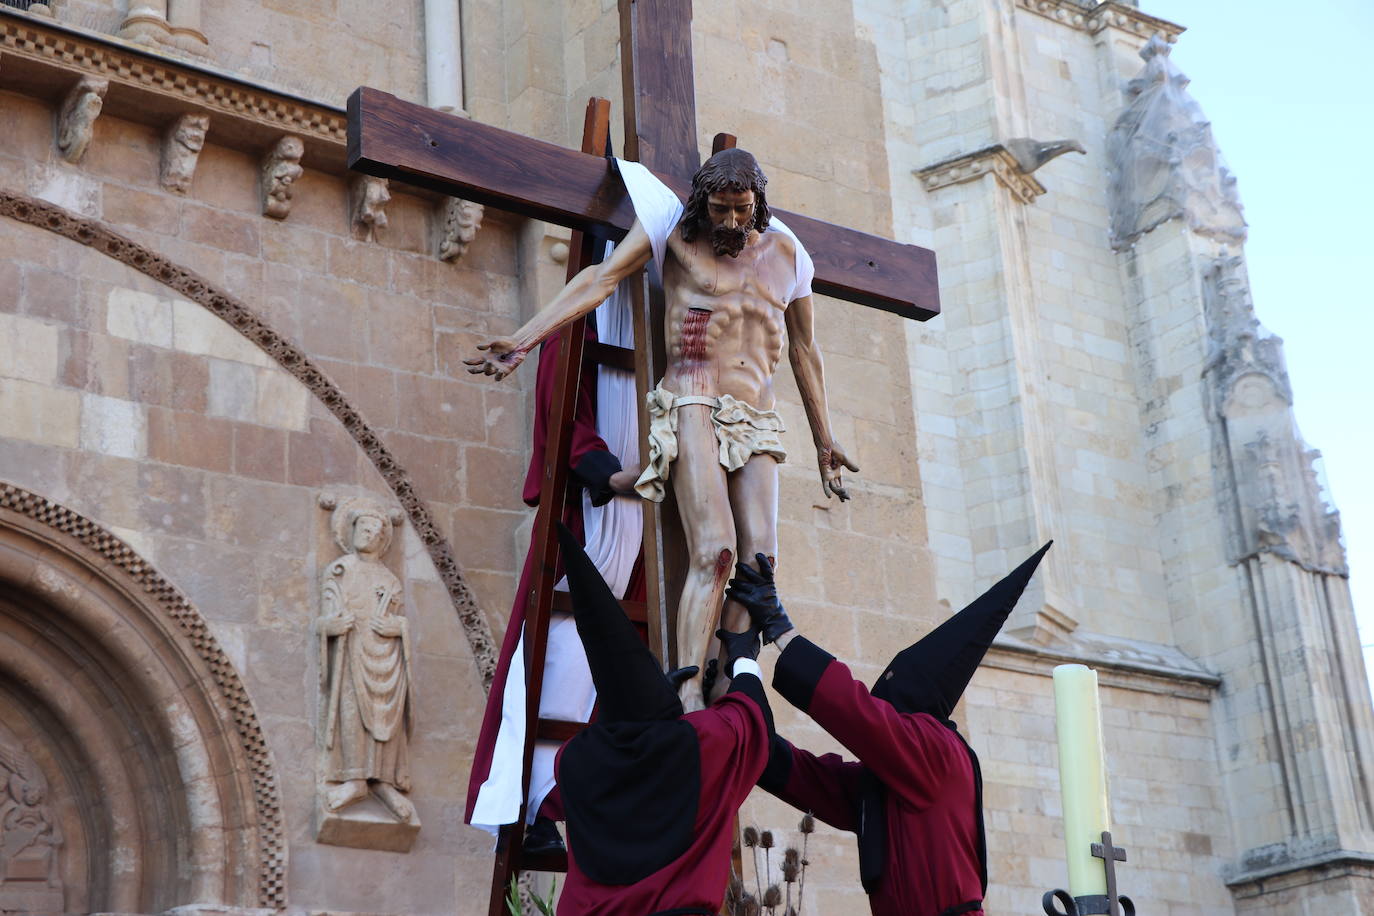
[1090,831,1130,916]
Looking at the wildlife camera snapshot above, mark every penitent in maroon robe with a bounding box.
[552,685,771,916]
[762,637,985,916]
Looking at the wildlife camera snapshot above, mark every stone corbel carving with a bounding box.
[55,76,107,164]
[1107,35,1247,249]
[260,135,305,220]
[314,493,420,853]
[351,175,391,242]
[0,737,63,910]
[437,197,485,261]
[160,113,209,194]
[915,137,1083,204]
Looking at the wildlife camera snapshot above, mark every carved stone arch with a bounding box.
[0,482,285,909]
[0,188,497,689]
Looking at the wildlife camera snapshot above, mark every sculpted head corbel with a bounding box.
[260,135,305,219]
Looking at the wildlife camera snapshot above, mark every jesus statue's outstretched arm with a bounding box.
[464,219,654,380]
[785,293,859,501]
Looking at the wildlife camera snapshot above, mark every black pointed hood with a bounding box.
[556,522,683,722]
[871,542,1052,719]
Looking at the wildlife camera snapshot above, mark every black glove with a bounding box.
[665,665,700,691]
[715,626,762,677]
[725,554,794,644]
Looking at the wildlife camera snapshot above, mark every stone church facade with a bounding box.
[0,0,1369,913]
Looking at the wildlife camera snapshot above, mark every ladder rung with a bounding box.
[550,589,647,623]
[584,340,635,371]
[536,717,587,742]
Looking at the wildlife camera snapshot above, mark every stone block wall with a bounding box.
[0,50,527,905]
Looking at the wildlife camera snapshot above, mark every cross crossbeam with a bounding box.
[346,87,939,320]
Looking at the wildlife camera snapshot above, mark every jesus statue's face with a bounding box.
[706,189,756,258]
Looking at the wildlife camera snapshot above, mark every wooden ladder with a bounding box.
[484,96,659,913]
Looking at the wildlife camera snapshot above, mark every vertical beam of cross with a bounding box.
[617,0,702,666]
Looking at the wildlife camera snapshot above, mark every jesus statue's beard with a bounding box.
[710,224,750,258]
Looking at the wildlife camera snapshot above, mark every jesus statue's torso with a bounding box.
[660,228,799,407]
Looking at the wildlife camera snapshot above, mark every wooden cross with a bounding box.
[346,0,940,906]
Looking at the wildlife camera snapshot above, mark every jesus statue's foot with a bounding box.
[326,779,369,812]
[371,781,416,822]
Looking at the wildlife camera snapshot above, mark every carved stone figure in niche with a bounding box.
[1107,35,1246,248]
[467,149,855,710]
[317,495,416,823]
[351,175,391,242]
[56,76,108,164]
[0,740,62,903]
[438,196,485,261]
[160,113,209,194]
[261,135,305,219]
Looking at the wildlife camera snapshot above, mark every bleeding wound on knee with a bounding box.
[714,548,734,581]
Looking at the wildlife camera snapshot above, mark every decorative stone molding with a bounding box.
[260,135,304,219]
[1108,35,1246,249]
[988,632,1219,700]
[917,146,1043,203]
[1015,0,1184,43]
[437,196,485,261]
[160,112,209,193]
[0,188,498,690]
[0,481,287,907]
[350,175,391,242]
[0,14,347,154]
[1201,252,1346,575]
[915,139,1081,204]
[55,74,106,163]
[315,493,421,852]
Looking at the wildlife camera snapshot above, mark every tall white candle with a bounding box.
[1052,664,1111,898]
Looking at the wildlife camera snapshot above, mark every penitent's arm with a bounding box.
[784,294,860,501]
[464,219,654,380]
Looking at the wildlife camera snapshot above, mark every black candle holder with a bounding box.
[1041,831,1135,916]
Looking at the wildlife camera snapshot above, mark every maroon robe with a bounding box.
[464,325,644,824]
[762,637,985,916]
[553,686,771,916]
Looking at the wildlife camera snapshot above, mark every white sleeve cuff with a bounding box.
[731,658,763,681]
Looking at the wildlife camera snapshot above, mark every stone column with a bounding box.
[424,0,464,114]
[167,0,210,53]
[118,1,170,45]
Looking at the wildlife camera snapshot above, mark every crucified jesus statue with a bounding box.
[466,149,857,711]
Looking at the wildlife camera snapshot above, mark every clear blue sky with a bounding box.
[1142,0,1374,690]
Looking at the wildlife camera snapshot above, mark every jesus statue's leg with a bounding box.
[670,403,735,713]
[723,453,779,631]
[702,452,779,704]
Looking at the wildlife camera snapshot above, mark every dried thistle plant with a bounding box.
[732,814,816,916]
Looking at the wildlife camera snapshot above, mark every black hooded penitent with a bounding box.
[857,541,1051,895]
[554,523,701,886]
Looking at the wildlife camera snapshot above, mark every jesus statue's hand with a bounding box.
[463,337,527,381]
[818,443,860,501]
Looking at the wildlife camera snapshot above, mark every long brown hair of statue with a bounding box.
[680,148,771,242]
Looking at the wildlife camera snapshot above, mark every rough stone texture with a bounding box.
[1,1,1371,914]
